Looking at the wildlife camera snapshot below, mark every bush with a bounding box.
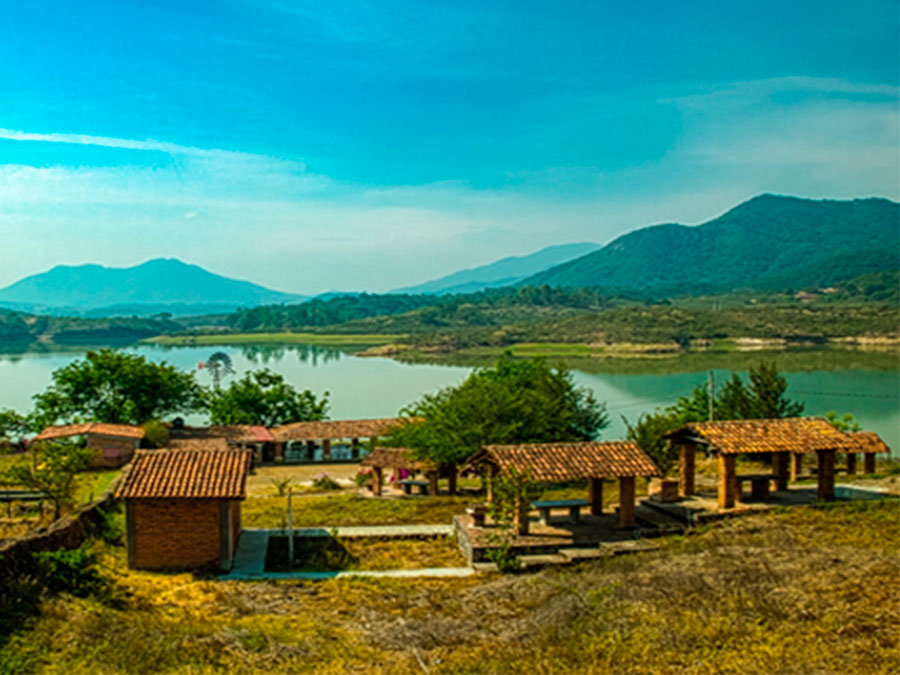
[353,468,373,487]
[312,473,342,491]
[141,420,170,449]
[32,544,106,598]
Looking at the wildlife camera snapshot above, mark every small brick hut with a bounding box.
[35,423,145,468]
[115,449,252,571]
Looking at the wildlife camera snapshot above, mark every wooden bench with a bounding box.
[397,479,430,496]
[531,499,591,526]
[0,490,47,502]
[736,473,777,501]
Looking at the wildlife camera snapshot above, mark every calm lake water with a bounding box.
[1,343,897,453]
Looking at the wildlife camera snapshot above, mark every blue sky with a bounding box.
[1,0,897,294]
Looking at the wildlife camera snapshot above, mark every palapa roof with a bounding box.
[115,449,251,500]
[36,423,145,441]
[360,447,437,471]
[271,418,406,442]
[846,431,891,454]
[476,441,659,481]
[667,417,862,455]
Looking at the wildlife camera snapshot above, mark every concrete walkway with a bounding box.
[221,525,460,581]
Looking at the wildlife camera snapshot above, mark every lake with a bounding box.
[1,343,897,453]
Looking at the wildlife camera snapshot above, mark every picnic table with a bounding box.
[736,473,777,501]
[531,498,591,526]
[397,478,430,496]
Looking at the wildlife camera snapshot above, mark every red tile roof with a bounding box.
[36,423,145,441]
[668,417,863,455]
[271,418,407,442]
[361,447,438,471]
[115,450,251,500]
[847,431,891,454]
[478,442,659,481]
[169,425,275,444]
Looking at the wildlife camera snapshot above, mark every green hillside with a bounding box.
[524,195,899,292]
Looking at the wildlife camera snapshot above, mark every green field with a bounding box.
[145,332,405,346]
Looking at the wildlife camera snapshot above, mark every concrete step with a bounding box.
[472,562,499,573]
[558,547,611,562]
[518,553,570,569]
[599,540,660,556]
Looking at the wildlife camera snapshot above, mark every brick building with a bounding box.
[35,423,145,468]
[115,449,252,571]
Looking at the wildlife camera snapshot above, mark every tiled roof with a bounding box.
[847,431,891,454]
[168,438,231,452]
[115,450,251,499]
[271,418,407,442]
[36,423,145,441]
[478,442,659,481]
[169,425,275,444]
[669,417,861,455]
[361,447,438,471]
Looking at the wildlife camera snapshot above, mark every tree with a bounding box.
[4,442,94,520]
[388,355,608,493]
[203,351,234,389]
[0,409,30,441]
[716,373,754,420]
[205,369,329,427]
[623,411,681,476]
[825,410,860,432]
[746,362,804,419]
[32,349,204,427]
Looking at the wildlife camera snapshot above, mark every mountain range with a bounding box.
[0,259,306,317]
[391,242,600,294]
[523,194,899,292]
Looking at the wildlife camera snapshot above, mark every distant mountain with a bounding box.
[523,195,900,293]
[392,242,601,295]
[0,259,306,317]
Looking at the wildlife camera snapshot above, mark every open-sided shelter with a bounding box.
[115,449,251,570]
[270,418,404,462]
[360,447,439,495]
[35,423,145,468]
[473,441,659,528]
[665,417,884,509]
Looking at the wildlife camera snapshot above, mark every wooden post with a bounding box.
[485,464,498,503]
[679,443,696,496]
[617,476,635,528]
[287,487,294,563]
[513,495,529,535]
[447,463,458,495]
[846,452,857,475]
[589,477,604,516]
[790,453,803,481]
[372,467,383,496]
[817,450,836,501]
[322,439,331,461]
[774,452,789,491]
[717,454,737,510]
[864,453,876,474]
[351,437,360,460]
[274,442,285,462]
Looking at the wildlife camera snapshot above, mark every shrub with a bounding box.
[312,473,342,491]
[141,420,170,449]
[270,478,292,496]
[32,544,106,598]
[353,468,373,487]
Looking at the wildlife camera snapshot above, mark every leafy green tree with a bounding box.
[0,409,30,441]
[205,369,329,427]
[388,355,608,493]
[623,411,681,476]
[716,373,754,419]
[4,442,94,519]
[32,349,203,427]
[825,410,860,432]
[141,420,171,448]
[746,361,804,418]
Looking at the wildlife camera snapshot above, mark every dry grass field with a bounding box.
[2,499,898,674]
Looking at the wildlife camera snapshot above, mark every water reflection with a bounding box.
[239,343,347,366]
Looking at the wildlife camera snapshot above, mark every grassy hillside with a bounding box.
[524,195,899,292]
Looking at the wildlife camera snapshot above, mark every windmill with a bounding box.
[200,351,235,389]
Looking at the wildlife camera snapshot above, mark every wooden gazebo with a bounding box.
[360,447,439,496]
[471,441,659,528]
[665,417,886,509]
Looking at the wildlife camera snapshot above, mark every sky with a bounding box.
[1,0,897,295]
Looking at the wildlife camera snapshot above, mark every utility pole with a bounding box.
[708,370,715,421]
[287,487,294,563]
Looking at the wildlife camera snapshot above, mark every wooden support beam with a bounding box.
[322,439,332,461]
[679,443,696,496]
[274,442,285,462]
[846,452,857,475]
[372,467,383,496]
[864,453,876,474]
[617,476,636,528]
[351,437,360,460]
[427,471,439,496]
[514,496,529,535]
[790,453,803,481]
[774,452,789,491]
[817,449,836,501]
[589,477,604,516]
[717,454,737,510]
[485,464,499,504]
